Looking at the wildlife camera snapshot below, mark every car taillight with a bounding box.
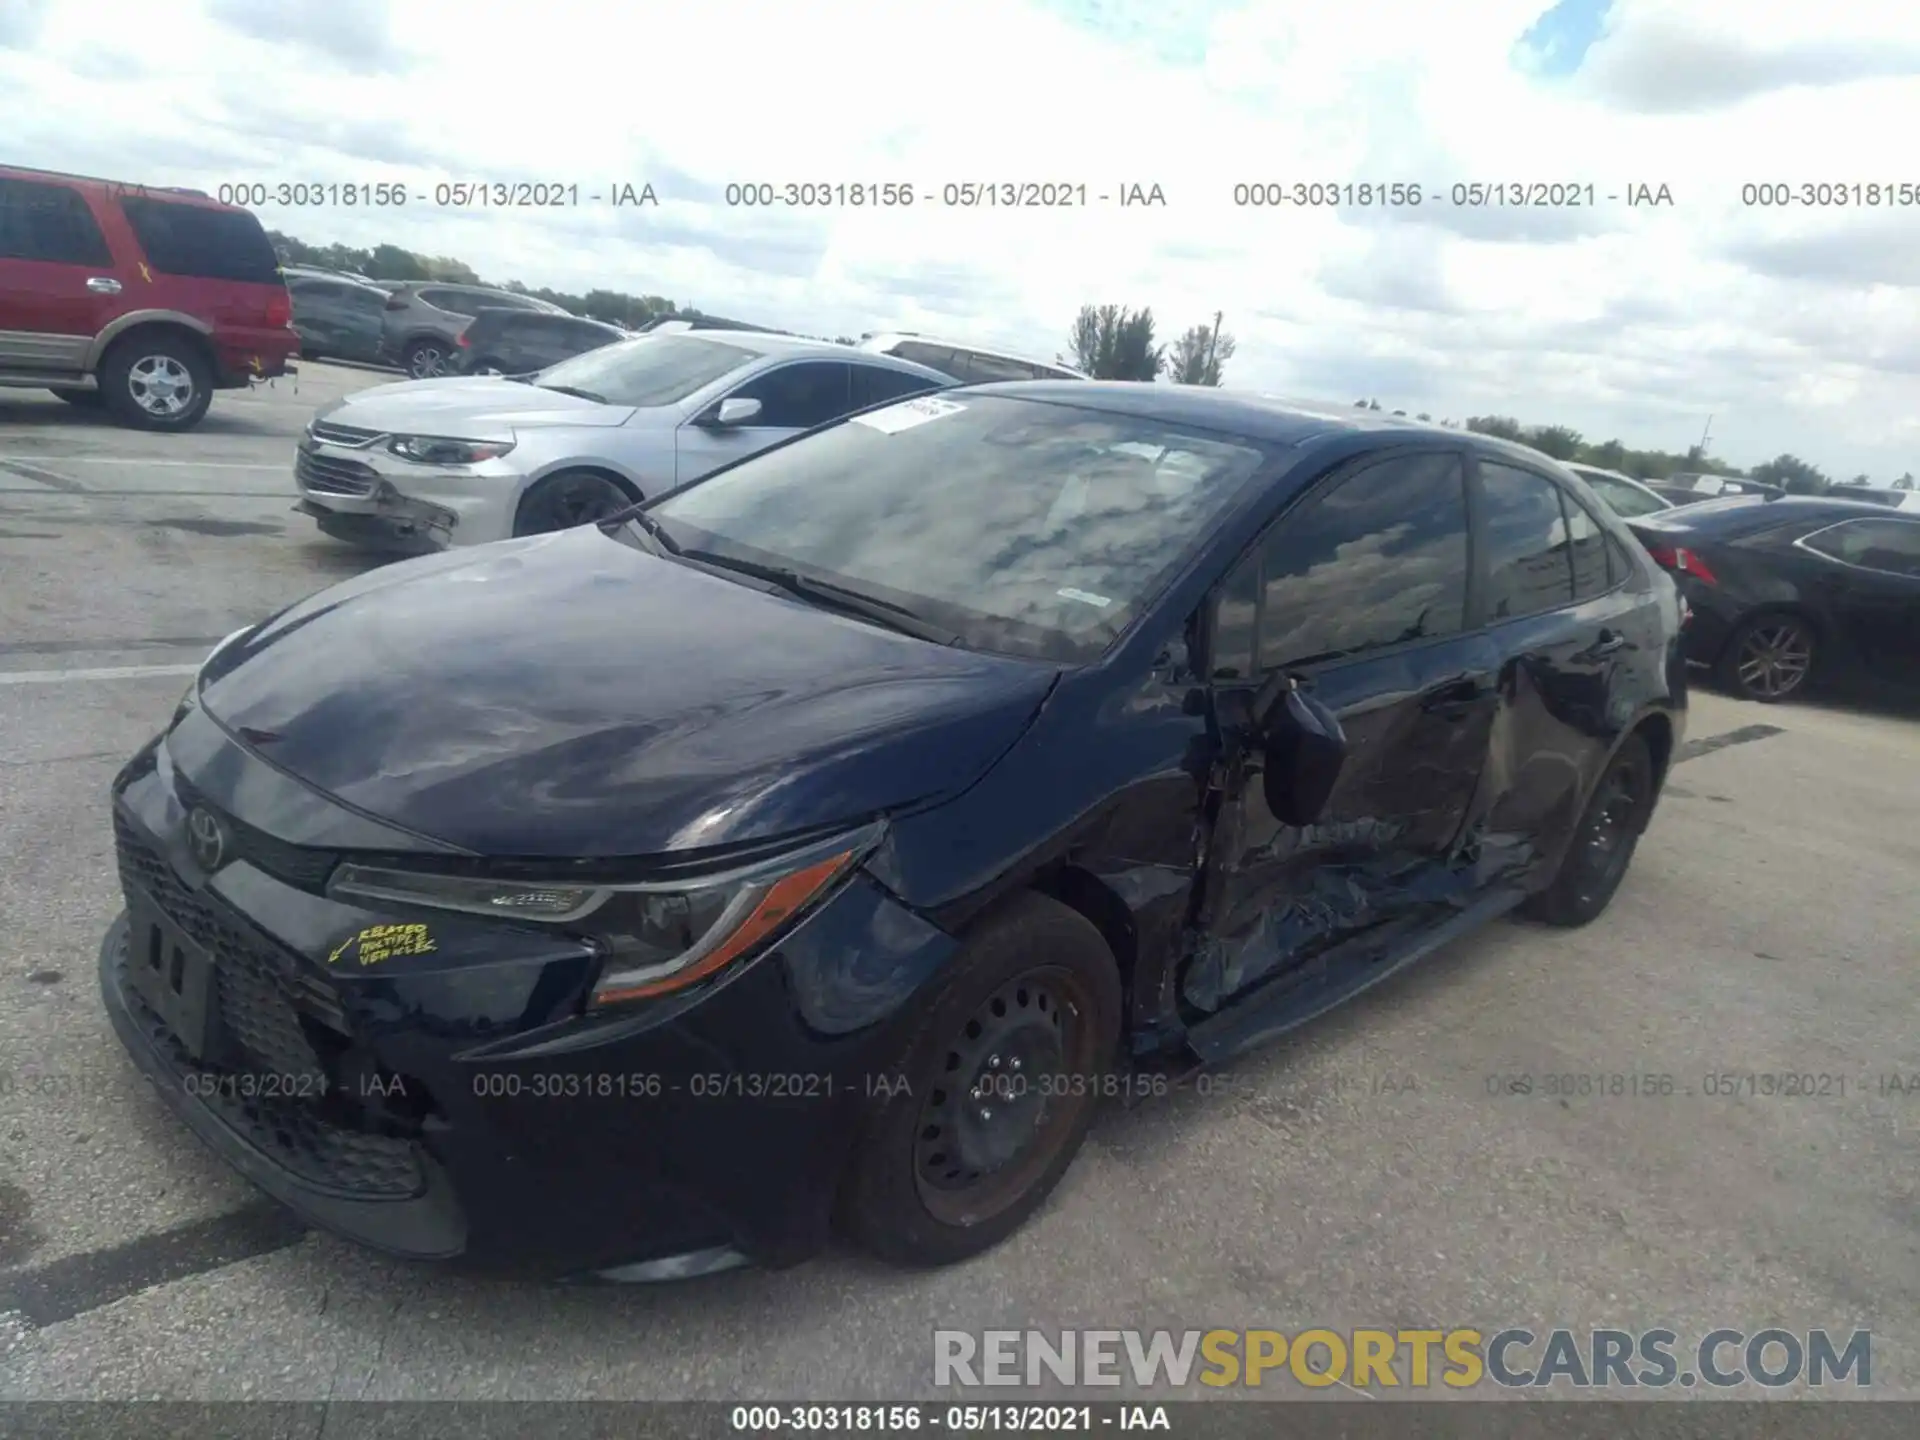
[456,331,470,347]
[1643,542,1718,586]
[266,291,291,327]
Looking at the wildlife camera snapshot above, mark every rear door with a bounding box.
[1188,448,1494,1013]
[1794,517,1920,681]
[1465,457,1647,858]
[0,176,123,374]
[673,360,853,483]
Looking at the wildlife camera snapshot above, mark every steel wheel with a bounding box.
[515,471,632,535]
[126,354,197,419]
[1730,616,1813,701]
[912,966,1099,1228]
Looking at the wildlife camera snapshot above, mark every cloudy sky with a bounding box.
[5,0,1919,478]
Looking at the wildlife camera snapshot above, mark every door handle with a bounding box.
[1421,680,1485,720]
[1589,629,1628,658]
[86,277,123,294]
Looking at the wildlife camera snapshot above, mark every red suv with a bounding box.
[0,165,298,431]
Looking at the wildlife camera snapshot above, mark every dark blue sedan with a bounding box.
[100,383,1686,1279]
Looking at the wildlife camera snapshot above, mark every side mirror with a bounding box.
[711,396,762,427]
[1257,678,1348,827]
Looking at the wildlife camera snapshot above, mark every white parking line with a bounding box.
[0,663,199,685]
[0,456,287,470]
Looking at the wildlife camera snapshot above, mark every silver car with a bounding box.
[292,332,953,551]
[1563,462,1675,519]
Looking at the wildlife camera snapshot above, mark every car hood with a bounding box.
[320,378,636,434]
[197,529,1059,858]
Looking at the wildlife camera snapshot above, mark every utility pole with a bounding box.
[1697,414,1713,457]
[1203,311,1222,384]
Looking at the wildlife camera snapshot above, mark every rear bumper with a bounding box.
[210,328,299,387]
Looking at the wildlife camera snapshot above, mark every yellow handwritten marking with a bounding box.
[137,262,153,284]
[327,922,438,967]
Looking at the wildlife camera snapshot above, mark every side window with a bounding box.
[851,363,940,408]
[1592,474,1666,518]
[1476,461,1577,620]
[1248,452,1470,671]
[728,361,853,427]
[423,289,484,316]
[892,341,959,375]
[1803,519,1920,578]
[1209,553,1259,681]
[1603,533,1638,587]
[0,179,112,265]
[952,349,1035,383]
[117,198,279,282]
[1561,491,1611,600]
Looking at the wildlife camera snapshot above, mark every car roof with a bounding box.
[0,164,233,209]
[861,333,1089,377]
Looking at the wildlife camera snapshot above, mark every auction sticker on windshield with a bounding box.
[853,395,967,433]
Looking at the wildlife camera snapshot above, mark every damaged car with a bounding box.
[102,385,1685,1281]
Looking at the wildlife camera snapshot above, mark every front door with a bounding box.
[0,177,123,374]
[673,360,854,484]
[1186,449,1494,1014]
[1794,517,1920,683]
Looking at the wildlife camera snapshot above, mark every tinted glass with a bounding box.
[531,334,757,406]
[1585,473,1668,518]
[729,361,853,427]
[1477,461,1576,620]
[851,363,940,408]
[1604,534,1638,587]
[1254,453,1469,669]
[892,341,959,375]
[952,350,1039,383]
[652,395,1269,663]
[118,198,279,282]
[1803,519,1920,577]
[1562,492,1611,600]
[0,180,112,265]
[1211,552,1260,681]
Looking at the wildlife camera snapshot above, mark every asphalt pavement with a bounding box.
[1,369,1917,1402]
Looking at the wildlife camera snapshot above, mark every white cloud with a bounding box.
[3,0,1918,476]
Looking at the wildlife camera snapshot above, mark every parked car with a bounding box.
[378,282,567,379]
[1823,485,1919,511]
[106,384,1684,1279]
[0,164,297,430]
[293,332,954,550]
[859,332,1088,382]
[1563,462,1674,519]
[285,271,391,367]
[640,315,785,336]
[449,308,625,376]
[1627,496,1920,702]
[1646,474,1784,506]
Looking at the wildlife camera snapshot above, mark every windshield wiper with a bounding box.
[595,501,680,553]
[537,384,608,403]
[682,549,963,645]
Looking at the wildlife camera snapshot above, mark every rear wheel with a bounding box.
[838,892,1121,1267]
[1716,612,1815,702]
[403,339,449,379]
[98,335,213,432]
[1522,733,1654,927]
[513,470,634,535]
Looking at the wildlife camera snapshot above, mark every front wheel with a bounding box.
[513,470,635,535]
[838,892,1121,1267]
[1522,733,1654,927]
[1716,612,1815,703]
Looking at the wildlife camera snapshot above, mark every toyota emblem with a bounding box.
[185,806,227,872]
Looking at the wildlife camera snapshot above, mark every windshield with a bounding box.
[650,394,1270,663]
[534,334,758,407]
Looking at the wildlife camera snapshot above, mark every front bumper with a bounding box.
[292,437,523,549]
[99,730,959,1278]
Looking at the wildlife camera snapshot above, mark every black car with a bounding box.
[99,385,1685,1281]
[284,272,392,366]
[1644,477,1783,506]
[451,308,626,376]
[1627,496,1920,702]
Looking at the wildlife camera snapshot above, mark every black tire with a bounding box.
[1714,611,1815,703]
[513,470,635,536]
[49,387,104,408]
[403,339,449,379]
[1521,733,1655,927]
[837,891,1122,1267]
[98,335,213,432]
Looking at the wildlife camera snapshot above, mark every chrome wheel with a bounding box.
[126,354,196,418]
[407,344,447,378]
[1734,619,1812,700]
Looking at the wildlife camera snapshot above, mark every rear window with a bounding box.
[118,197,280,283]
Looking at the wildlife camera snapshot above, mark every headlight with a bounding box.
[387,435,515,465]
[326,825,879,1009]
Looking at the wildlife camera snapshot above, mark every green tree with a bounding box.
[1837,474,1871,488]
[1526,425,1583,460]
[1589,439,1627,470]
[1749,453,1829,495]
[1895,473,1915,490]
[1415,412,1431,422]
[1166,318,1236,385]
[1465,415,1525,442]
[1065,304,1164,380]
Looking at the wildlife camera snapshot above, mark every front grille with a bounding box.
[113,936,424,1199]
[172,777,339,892]
[309,419,383,446]
[296,449,379,497]
[113,814,349,1066]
